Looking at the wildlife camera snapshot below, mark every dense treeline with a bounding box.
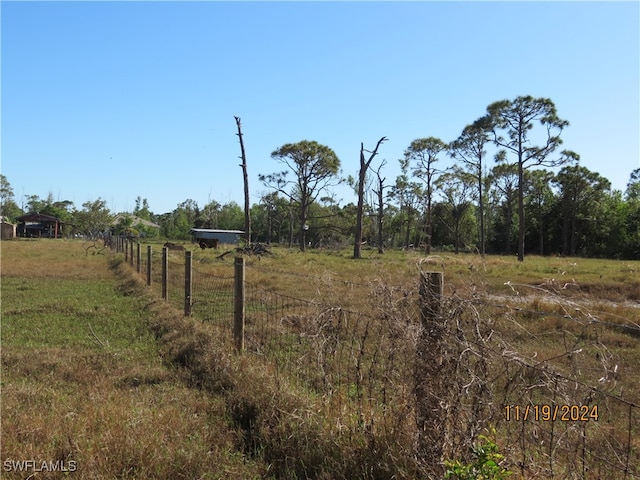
[2,165,638,259]
[2,95,638,260]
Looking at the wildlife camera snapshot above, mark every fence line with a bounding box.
[111,238,639,479]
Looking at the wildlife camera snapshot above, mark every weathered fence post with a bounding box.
[124,238,128,261]
[234,256,245,353]
[146,245,152,286]
[416,271,445,473]
[184,250,192,316]
[136,243,141,274]
[162,247,168,300]
[129,241,134,267]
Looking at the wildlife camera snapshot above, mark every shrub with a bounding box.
[444,431,512,480]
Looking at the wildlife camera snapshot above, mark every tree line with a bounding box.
[2,95,638,260]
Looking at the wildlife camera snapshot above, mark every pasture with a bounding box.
[0,239,265,479]
[2,238,639,479]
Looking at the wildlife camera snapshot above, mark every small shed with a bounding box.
[16,213,63,238]
[1,221,16,240]
[190,228,244,247]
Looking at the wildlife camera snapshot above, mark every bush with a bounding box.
[444,431,512,480]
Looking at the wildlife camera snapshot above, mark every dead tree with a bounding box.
[373,160,388,254]
[235,116,251,245]
[354,137,387,259]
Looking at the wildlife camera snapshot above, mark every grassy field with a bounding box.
[2,239,639,479]
[144,241,640,478]
[1,239,266,479]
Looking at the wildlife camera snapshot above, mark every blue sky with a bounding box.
[2,1,639,215]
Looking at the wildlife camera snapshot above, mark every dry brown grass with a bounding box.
[5,239,638,479]
[1,239,265,479]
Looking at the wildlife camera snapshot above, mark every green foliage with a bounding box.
[553,165,612,257]
[261,140,341,250]
[625,168,640,201]
[217,201,244,230]
[444,433,512,480]
[157,199,200,239]
[0,174,23,221]
[73,198,112,236]
[133,196,152,220]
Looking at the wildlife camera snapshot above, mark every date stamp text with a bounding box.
[504,404,598,422]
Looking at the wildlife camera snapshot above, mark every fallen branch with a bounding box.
[216,243,272,260]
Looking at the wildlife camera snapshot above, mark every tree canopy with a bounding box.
[260,140,341,251]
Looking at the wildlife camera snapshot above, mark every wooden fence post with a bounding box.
[416,271,445,473]
[124,239,128,261]
[146,245,152,286]
[129,241,134,267]
[162,247,168,300]
[234,256,245,353]
[136,243,141,274]
[184,250,192,316]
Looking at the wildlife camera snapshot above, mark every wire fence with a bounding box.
[111,237,639,479]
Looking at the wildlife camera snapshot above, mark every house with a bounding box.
[16,213,64,238]
[190,228,244,248]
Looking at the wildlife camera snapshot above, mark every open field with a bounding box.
[1,239,265,479]
[2,238,639,479]
[132,240,640,478]
[143,239,640,301]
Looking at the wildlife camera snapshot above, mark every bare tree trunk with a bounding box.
[374,162,387,254]
[506,201,513,255]
[425,199,432,254]
[300,202,307,252]
[354,137,387,259]
[289,206,294,248]
[517,158,525,262]
[234,116,251,245]
[354,142,367,259]
[478,173,485,256]
[266,210,272,244]
[562,212,569,257]
[405,211,412,249]
[538,209,544,256]
[570,212,577,256]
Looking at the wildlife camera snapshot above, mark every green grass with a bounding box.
[2,276,153,349]
[1,239,265,479]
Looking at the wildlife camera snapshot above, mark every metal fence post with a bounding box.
[234,256,245,353]
[146,245,152,286]
[184,250,192,316]
[162,247,168,300]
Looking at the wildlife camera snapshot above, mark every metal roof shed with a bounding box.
[190,228,244,245]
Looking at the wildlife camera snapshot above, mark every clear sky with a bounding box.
[2,1,639,215]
